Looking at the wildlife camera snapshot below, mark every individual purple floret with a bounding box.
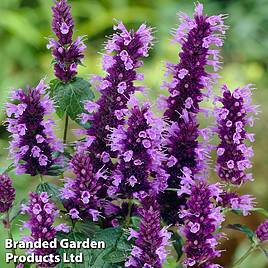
[215,84,258,185]
[21,192,69,267]
[79,21,153,174]
[256,220,268,242]
[6,80,62,176]
[0,174,15,213]
[178,168,224,268]
[157,3,226,224]
[61,152,107,221]
[47,0,86,82]
[125,192,171,268]
[109,101,168,197]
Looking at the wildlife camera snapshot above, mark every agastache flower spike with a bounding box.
[6,80,62,176]
[256,220,268,242]
[215,84,258,185]
[178,169,224,268]
[79,21,153,174]
[125,193,171,268]
[158,3,226,224]
[61,153,106,221]
[48,0,86,82]
[0,174,15,213]
[21,192,69,267]
[109,102,168,197]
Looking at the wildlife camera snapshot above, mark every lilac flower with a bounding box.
[0,174,15,213]
[48,0,86,82]
[215,84,258,185]
[158,3,226,224]
[219,191,255,216]
[109,102,168,197]
[21,192,69,267]
[61,152,106,221]
[256,220,268,242]
[178,169,224,267]
[6,80,62,176]
[79,22,153,174]
[126,193,171,268]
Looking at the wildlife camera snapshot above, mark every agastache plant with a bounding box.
[21,192,69,267]
[0,173,15,214]
[48,0,86,82]
[178,168,224,267]
[79,22,153,174]
[109,100,168,197]
[158,3,227,224]
[126,193,171,268]
[61,152,107,221]
[6,80,62,176]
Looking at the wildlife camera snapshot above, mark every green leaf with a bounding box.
[50,77,94,124]
[88,227,131,267]
[74,221,100,237]
[130,216,140,229]
[250,208,268,217]
[36,182,61,202]
[9,199,27,223]
[226,224,255,243]
[0,163,15,174]
[171,231,183,262]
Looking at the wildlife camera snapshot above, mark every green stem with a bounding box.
[63,114,69,144]
[126,200,133,227]
[232,245,255,267]
[39,174,44,184]
[6,211,16,267]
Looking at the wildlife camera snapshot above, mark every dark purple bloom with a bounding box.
[158,3,226,224]
[215,84,258,185]
[256,220,268,242]
[126,193,171,268]
[79,21,153,174]
[61,152,107,221]
[109,101,168,197]
[178,168,224,267]
[0,173,15,213]
[21,192,69,267]
[48,0,86,82]
[6,80,63,176]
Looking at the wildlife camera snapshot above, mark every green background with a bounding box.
[0,0,268,267]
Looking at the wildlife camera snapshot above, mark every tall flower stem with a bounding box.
[232,245,255,267]
[5,211,16,260]
[63,113,69,144]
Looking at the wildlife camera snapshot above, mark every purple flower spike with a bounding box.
[6,80,63,176]
[126,193,171,268]
[48,0,86,82]
[0,174,15,213]
[158,3,226,224]
[61,152,106,221]
[79,21,153,173]
[178,169,224,268]
[109,102,168,197]
[215,84,258,185]
[256,220,268,242]
[21,192,69,267]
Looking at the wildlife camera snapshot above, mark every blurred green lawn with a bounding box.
[0,0,268,267]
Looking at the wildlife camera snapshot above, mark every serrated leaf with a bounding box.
[36,182,60,202]
[226,224,255,242]
[74,221,100,237]
[50,77,94,123]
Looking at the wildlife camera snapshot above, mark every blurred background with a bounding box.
[0,0,267,267]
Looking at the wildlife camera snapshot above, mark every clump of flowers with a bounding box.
[21,192,69,267]
[256,219,268,242]
[0,173,15,213]
[126,192,171,268]
[6,80,62,176]
[178,168,224,267]
[61,152,107,221]
[158,3,227,224]
[48,0,86,82]
[79,22,153,174]
[109,100,168,197]
[215,84,258,185]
